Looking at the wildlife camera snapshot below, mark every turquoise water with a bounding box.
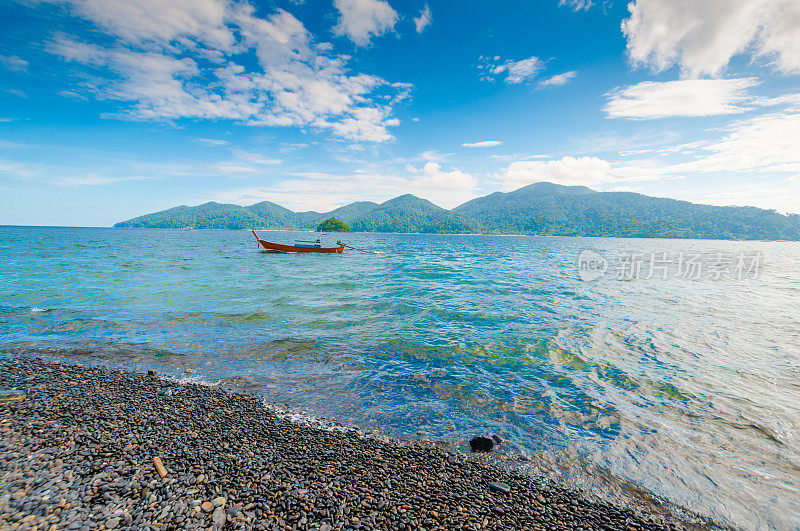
[1,226,799,528]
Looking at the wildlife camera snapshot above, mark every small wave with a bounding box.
[265,401,361,434]
[30,307,48,313]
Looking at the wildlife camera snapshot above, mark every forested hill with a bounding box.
[351,195,477,234]
[115,201,379,231]
[114,182,800,240]
[454,182,800,239]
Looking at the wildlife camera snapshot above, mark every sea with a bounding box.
[1,226,798,529]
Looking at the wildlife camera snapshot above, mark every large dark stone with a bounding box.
[469,436,494,453]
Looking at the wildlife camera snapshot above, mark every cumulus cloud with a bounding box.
[538,71,577,88]
[479,55,544,84]
[622,0,800,77]
[41,0,408,142]
[462,140,502,148]
[496,154,684,192]
[498,156,615,191]
[217,162,478,210]
[411,162,478,206]
[333,0,398,46]
[68,0,234,49]
[604,78,759,119]
[414,4,432,33]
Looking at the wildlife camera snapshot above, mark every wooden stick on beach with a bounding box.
[153,456,167,479]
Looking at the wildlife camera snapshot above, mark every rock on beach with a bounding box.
[0,357,695,530]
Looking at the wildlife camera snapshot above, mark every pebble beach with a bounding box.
[0,357,697,530]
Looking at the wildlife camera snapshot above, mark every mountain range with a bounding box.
[114,182,800,240]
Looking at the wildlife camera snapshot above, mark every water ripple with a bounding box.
[1,227,799,528]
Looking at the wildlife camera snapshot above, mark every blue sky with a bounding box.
[1,0,799,226]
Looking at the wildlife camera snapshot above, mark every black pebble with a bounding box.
[469,436,494,453]
[489,481,511,494]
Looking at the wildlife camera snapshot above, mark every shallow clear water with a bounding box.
[1,226,799,529]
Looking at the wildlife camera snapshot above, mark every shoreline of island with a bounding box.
[0,357,700,530]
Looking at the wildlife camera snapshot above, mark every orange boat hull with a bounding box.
[252,230,344,253]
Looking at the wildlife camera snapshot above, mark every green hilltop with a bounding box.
[352,195,477,234]
[114,182,800,240]
[317,218,351,232]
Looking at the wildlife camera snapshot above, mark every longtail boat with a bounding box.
[251,230,345,253]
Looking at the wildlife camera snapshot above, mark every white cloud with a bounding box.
[420,150,451,162]
[496,154,682,192]
[493,96,800,211]
[462,140,502,148]
[213,164,261,175]
[414,5,432,33]
[498,156,615,191]
[499,57,544,84]
[700,177,800,214]
[538,71,577,88]
[0,157,38,179]
[229,148,281,166]
[669,110,800,175]
[196,138,228,146]
[600,99,800,210]
[333,0,398,46]
[57,174,145,186]
[622,0,800,77]
[216,163,478,210]
[69,0,234,50]
[479,57,574,88]
[559,0,594,12]
[604,78,758,119]
[0,55,29,72]
[42,0,407,142]
[480,55,544,84]
[410,162,478,207]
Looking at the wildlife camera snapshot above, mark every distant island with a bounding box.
[114,182,800,240]
[316,218,351,232]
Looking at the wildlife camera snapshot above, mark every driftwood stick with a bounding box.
[153,456,167,478]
